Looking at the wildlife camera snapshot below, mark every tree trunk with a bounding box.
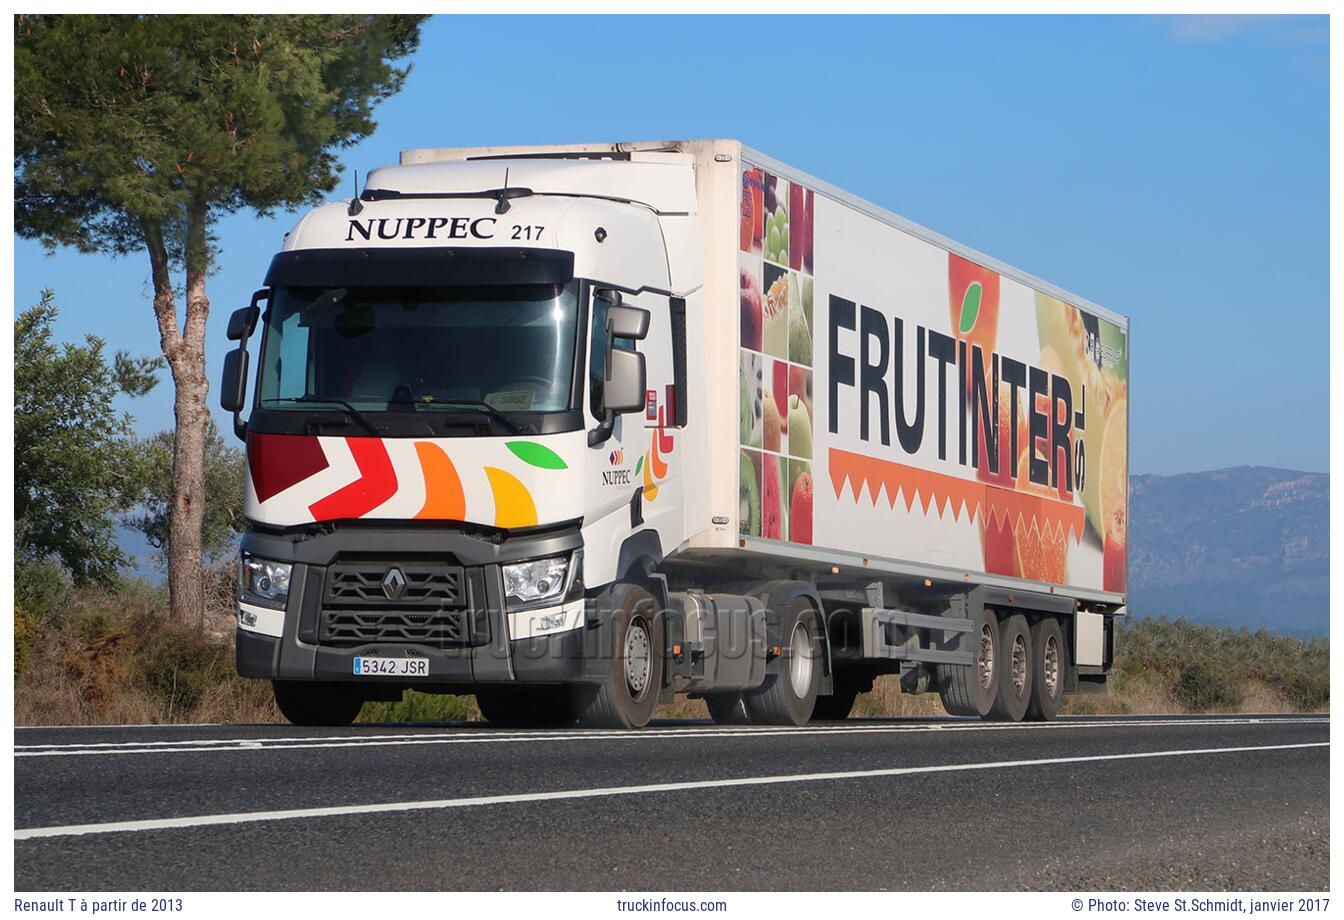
[144,209,211,629]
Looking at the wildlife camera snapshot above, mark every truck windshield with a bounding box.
[257,282,580,414]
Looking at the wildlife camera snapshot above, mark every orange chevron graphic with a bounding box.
[828,448,1085,544]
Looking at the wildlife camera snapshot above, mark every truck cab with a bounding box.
[224,144,722,727]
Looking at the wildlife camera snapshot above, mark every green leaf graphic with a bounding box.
[505,441,567,470]
[634,455,644,476]
[959,282,982,334]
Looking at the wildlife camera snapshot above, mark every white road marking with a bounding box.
[14,741,1327,841]
[12,716,1329,758]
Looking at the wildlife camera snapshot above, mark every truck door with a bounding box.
[583,288,681,581]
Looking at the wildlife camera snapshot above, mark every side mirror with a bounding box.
[607,304,650,340]
[603,348,646,415]
[227,289,268,340]
[226,305,259,342]
[220,347,249,416]
[221,288,267,441]
[587,297,651,446]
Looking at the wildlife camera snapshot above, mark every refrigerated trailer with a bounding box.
[221,139,1129,728]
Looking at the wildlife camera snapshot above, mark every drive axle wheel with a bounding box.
[574,584,664,729]
[272,680,364,727]
[744,600,821,726]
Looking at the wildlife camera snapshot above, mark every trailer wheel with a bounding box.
[704,692,752,725]
[476,687,576,727]
[744,600,821,726]
[574,584,664,729]
[1025,617,1064,722]
[272,680,364,727]
[937,605,998,717]
[810,673,863,721]
[988,614,1033,722]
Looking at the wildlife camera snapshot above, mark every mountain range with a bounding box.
[1127,466,1329,638]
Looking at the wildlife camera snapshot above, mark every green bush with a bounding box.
[1175,658,1242,710]
[15,558,73,626]
[359,690,478,724]
[132,621,227,718]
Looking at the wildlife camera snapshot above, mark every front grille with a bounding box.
[319,559,477,648]
[325,562,464,607]
[322,608,470,648]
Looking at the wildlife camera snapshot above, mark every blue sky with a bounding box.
[13,14,1330,475]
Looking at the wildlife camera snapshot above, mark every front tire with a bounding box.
[574,584,664,729]
[744,600,822,726]
[272,680,364,727]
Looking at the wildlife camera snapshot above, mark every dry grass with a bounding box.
[15,576,1327,726]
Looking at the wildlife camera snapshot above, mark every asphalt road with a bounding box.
[13,714,1329,891]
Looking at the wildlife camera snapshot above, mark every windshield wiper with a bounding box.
[269,396,380,435]
[414,398,526,435]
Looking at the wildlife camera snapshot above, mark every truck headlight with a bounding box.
[239,555,292,611]
[503,552,580,610]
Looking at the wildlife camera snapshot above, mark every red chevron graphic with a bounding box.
[247,432,329,503]
[308,437,398,521]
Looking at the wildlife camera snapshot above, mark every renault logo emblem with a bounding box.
[381,567,407,601]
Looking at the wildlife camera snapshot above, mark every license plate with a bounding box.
[353,656,429,677]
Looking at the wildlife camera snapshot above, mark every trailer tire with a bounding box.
[810,673,863,721]
[988,614,1033,722]
[704,692,752,725]
[1026,617,1064,722]
[937,605,998,717]
[272,680,364,727]
[574,584,664,729]
[743,600,821,726]
[476,687,576,727]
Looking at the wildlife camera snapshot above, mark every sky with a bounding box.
[12,13,1331,476]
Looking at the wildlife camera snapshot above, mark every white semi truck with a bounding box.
[221,139,1129,729]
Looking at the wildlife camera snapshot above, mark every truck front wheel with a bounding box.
[574,584,664,729]
[272,680,364,727]
[744,600,821,726]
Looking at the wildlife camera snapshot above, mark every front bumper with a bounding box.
[234,523,589,687]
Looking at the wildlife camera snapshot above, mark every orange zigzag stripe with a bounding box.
[828,448,1086,544]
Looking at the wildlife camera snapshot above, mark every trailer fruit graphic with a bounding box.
[740,165,816,546]
[739,163,1127,596]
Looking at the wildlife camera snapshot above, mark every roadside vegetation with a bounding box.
[15,595,1327,725]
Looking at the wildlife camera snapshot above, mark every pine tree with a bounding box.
[15,14,426,626]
